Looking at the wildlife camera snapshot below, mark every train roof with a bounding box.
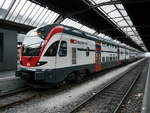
[37,24,140,51]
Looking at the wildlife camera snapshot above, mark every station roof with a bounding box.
[121,0,150,51]
[29,0,149,51]
[0,0,149,51]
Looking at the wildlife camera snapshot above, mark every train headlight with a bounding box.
[36,61,47,66]
[36,63,40,66]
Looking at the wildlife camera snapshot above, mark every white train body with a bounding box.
[16,24,142,85]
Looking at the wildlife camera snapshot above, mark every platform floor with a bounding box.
[0,70,26,93]
[141,59,150,113]
[0,58,144,113]
[0,70,15,78]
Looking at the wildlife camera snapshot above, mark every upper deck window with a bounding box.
[36,25,54,39]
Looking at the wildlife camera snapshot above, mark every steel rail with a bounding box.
[69,60,142,113]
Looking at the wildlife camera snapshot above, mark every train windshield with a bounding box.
[22,25,55,56]
[22,42,42,56]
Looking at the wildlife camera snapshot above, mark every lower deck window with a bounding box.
[0,33,3,62]
[102,57,105,62]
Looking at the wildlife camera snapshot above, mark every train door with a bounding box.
[95,41,102,72]
[55,40,69,68]
[55,38,69,82]
[117,47,120,64]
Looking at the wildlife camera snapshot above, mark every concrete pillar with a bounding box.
[0,28,17,71]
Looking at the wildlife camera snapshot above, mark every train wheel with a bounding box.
[75,71,83,82]
[65,72,76,83]
[83,69,91,76]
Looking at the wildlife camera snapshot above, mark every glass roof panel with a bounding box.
[80,26,96,34]
[117,20,128,26]
[61,18,96,34]
[38,10,51,26]
[33,8,48,26]
[8,0,26,21]
[2,0,13,10]
[44,12,56,24]
[124,27,132,32]
[125,16,130,20]
[113,17,123,23]
[22,4,39,24]
[36,9,49,26]
[108,10,121,18]
[120,10,128,16]
[61,18,70,25]
[98,33,105,38]
[1,0,59,27]
[43,11,54,24]
[47,13,59,24]
[0,0,5,8]
[94,0,111,4]
[116,4,124,10]
[16,1,31,21]
[127,32,135,36]
[127,20,133,26]
[100,5,116,14]
[87,0,147,50]
[62,18,83,29]
[28,6,43,26]
[5,0,20,20]
[14,0,28,22]
[132,27,136,31]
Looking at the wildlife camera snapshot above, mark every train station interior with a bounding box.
[0,0,150,113]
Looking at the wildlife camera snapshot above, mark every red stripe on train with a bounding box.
[39,26,64,56]
[95,64,103,72]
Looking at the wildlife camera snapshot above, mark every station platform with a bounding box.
[0,70,26,93]
[0,70,15,78]
[141,60,150,113]
[0,58,144,113]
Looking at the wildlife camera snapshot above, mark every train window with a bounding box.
[102,42,105,46]
[113,54,115,60]
[110,57,112,61]
[59,41,67,57]
[36,25,55,39]
[106,57,109,62]
[0,33,3,62]
[102,57,105,62]
[44,41,60,56]
[86,47,90,56]
[72,48,76,64]
[107,44,109,47]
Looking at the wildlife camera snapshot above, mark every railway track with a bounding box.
[0,59,145,111]
[0,87,29,97]
[0,87,36,109]
[70,59,147,113]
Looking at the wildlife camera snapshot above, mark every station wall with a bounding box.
[0,28,17,71]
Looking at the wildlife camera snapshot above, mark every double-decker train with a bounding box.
[16,24,142,86]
